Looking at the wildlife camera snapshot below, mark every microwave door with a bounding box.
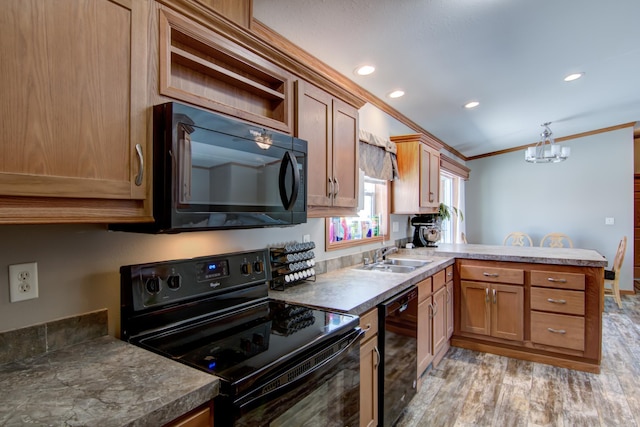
[178,124,192,204]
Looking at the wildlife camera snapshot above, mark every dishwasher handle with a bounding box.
[381,287,418,316]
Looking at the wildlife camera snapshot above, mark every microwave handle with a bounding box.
[278,150,300,210]
[178,125,192,203]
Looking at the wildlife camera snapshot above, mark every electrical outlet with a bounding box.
[605,217,615,225]
[9,262,38,302]
[302,234,311,243]
[392,221,399,233]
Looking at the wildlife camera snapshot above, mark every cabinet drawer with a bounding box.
[459,265,524,285]
[530,270,585,290]
[531,287,585,315]
[531,311,585,351]
[445,266,454,282]
[359,308,379,342]
[433,269,446,291]
[417,277,433,303]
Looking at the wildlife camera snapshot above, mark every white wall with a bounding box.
[0,103,413,336]
[466,127,634,290]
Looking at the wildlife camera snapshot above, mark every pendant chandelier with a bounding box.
[524,122,570,163]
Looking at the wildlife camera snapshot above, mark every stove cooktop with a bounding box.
[136,299,357,395]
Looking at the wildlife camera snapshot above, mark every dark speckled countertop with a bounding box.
[269,244,606,315]
[0,311,219,427]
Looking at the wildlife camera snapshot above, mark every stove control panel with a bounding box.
[121,249,270,311]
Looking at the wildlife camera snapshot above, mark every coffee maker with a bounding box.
[411,214,441,247]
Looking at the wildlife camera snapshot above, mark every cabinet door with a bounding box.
[417,297,434,377]
[419,144,432,208]
[331,98,358,208]
[490,284,524,341]
[428,146,440,208]
[418,145,439,209]
[432,286,447,354]
[446,281,454,339]
[460,281,490,336]
[0,0,149,222]
[295,81,332,207]
[360,335,379,427]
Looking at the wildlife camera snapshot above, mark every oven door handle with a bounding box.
[278,150,300,210]
[235,328,364,410]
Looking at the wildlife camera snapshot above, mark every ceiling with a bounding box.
[252,0,640,159]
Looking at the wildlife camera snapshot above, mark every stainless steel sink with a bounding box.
[356,263,416,273]
[381,258,432,268]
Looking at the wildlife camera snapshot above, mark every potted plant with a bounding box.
[438,203,464,223]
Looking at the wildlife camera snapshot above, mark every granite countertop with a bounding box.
[269,244,606,315]
[428,243,608,267]
[270,256,455,315]
[0,335,219,427]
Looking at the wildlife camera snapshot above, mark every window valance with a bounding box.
[358,130,399,181]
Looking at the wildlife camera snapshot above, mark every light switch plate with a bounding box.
[605,217,615,225]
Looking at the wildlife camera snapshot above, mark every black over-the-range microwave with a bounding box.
[111,102,307,233]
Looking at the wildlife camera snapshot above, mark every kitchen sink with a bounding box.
[381,258,432,268]
[356,263,416,273]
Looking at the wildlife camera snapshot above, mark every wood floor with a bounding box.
[397,292,640,427]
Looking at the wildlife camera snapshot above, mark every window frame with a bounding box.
[325,177,390,251]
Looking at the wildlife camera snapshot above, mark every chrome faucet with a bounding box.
[374,246,398,263]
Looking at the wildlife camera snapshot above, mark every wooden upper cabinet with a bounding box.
[391,134,442,214]
[295,80,359,216]
[196,0,252,28]
[157,7,292,133]
[0,0,150,223]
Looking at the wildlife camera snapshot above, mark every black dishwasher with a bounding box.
[378,286,418,426]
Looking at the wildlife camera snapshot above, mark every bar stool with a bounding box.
[503,232,533,246]
[604,236,627,309]
[540,232,573,248]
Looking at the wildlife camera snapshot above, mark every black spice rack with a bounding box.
[269,241,316,291]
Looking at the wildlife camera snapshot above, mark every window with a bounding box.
[440,170,462,244]
[326,175,389,250]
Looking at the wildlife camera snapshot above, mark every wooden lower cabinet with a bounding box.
[359,309,379,427]
[417,266,454,387]
[453,259,604,373]
[460,281,524,341]
[417,277,434,379]
[164,402,213,427]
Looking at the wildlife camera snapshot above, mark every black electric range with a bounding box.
[120,249,363,426]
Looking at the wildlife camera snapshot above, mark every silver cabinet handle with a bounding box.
[374,346,380,368]
[547,298,567,304]
[547,328,566,334]
[327,177,334,197]
[492,288,497,304]
[428,302,435,318]
[547,277,567,283]
[334,176,340,196]
[485,288,489,303]
[429,191,434,202]
[134,144,144,186]
[483,272,499,277]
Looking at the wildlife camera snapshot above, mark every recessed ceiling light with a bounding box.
[388,90,405,99]
[464,101,480,109]
[354,65,375,76]
[564,72,584,82]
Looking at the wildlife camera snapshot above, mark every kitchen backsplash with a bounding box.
[0,309,107,365]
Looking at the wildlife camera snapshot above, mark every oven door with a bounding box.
[215,328,363,427]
